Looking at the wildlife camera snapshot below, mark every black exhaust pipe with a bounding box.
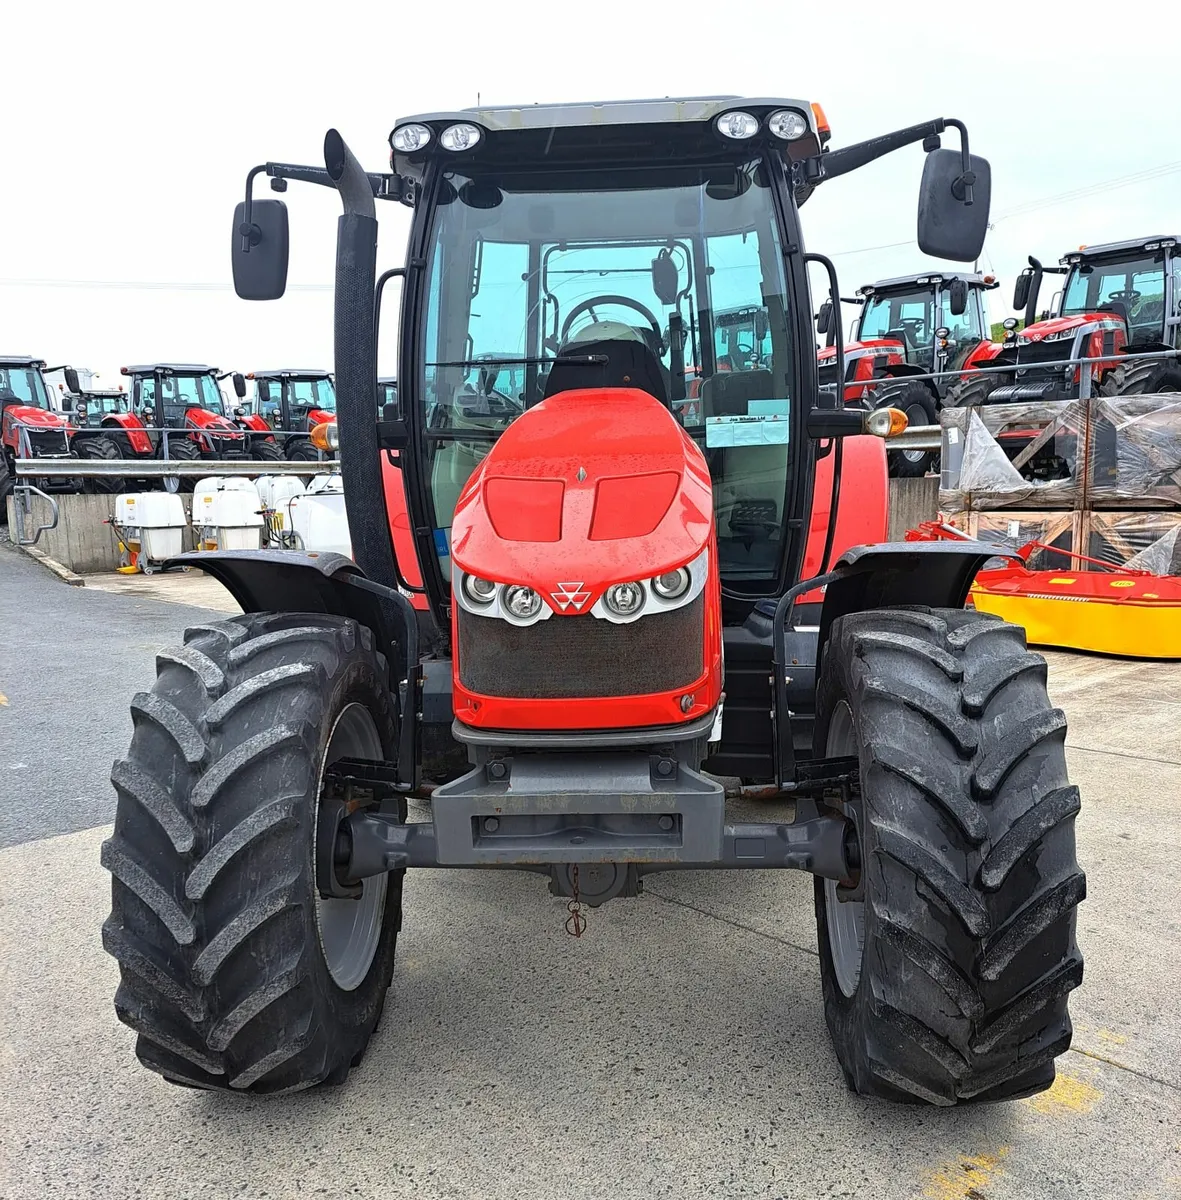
[324,128,398,590]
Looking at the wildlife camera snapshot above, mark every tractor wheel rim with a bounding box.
[902,402,929,463]
[824,699,865,998]
[314,702,388,991]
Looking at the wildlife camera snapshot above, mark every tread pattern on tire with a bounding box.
[815,606,1084,1105]
[870,379,939,477]
[101,612,401,1094]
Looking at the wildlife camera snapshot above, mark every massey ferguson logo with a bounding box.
[550,581,591,612]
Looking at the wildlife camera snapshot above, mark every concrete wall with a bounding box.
[887,476,940,541]
[5,493,197,574]
[8,476,942,576]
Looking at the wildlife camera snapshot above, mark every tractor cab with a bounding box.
[247,368,336,460]
[998,235,1181,400]
[0,356,73,489]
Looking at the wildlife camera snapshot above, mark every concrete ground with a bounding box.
[1,540,1179,1199]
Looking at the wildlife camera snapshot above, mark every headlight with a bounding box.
[463,574,496,605]
[439,123,482,152]
[651,567,691,600]
[503,584,542,619]
[767,109,808,141]
[716,111,759,140]
[603,581,645,617]
[391,123,432,153]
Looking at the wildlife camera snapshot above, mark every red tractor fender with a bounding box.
[961,338,1004,368]
[239,413,273,436]
[818,339,907,405]
[102,411,154,456]
[306,408,336,430]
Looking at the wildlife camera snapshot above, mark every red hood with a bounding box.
[4,405,68,428]
[1020,313,1119,342]
[187,407,242,435]
[451,387,713,613]
[817,338,904,362]
[239,413,271,432]
[307,409,336,427]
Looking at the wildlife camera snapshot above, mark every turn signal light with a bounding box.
[811,102,831,142]
[310,421,339,451]
[863,407,908,438]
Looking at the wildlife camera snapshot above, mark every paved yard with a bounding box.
[2,542,1179,1199]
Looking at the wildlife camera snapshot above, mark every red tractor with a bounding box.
[0,356,76,514]
[247,368,337,460]
[73,362,281,491]
[816,272,1000,475]
[101,98,1083,1107]
[957,235,1181,404]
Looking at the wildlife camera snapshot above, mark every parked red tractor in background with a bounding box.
[247,368,337,460]
[0,356,76,514]
[72,362,281,491]
[816,272,1000,475]
[956,235,1181,404]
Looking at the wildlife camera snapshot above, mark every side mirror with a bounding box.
[947,278,968,316]
[651,249,680,307]
[815,300,832,336]
[232,372,247,398]
[232,199,289,301]
[917,149,991,262]
[935,326,950,340]
[1013,272,1032,312]
[63,367,80,394]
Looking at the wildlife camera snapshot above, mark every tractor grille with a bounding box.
[23,429,71,457]
[458,594,705,699]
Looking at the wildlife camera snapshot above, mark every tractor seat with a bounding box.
[541,335,669,407]
[1098,301,1129,326]
[699,368,775,418]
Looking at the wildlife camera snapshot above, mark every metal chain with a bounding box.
[564,863,586,937]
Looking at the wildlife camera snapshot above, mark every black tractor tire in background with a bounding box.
[252,437,285,462]
[814,606,1084,1105]
[1100,361,1181,397]
[157,435,201,493]
[287,438,325,462]
[101,613,404,1093]
[943,370,1002,408]
[872,380,939,478]
[75,434,125,494]
[0,454,13,524]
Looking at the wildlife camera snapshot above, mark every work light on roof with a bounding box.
[767,109,808,141]
[391,123,432,153]
[440,123,482,152]
[716,111,759,140]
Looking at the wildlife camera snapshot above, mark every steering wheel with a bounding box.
[1107,289,1141,306]
[560,295,665,351]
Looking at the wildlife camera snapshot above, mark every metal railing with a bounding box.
[9,484,60,547]
[14,458,333,478]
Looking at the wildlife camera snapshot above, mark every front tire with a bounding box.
[872,380,939,477]
[101,613,404,1093]
[814,606,1084,1105]
[1100,360,1181,396]
[287,438,324,462]
[76,435,125,494]
[158,436,201,493]
[252,437,285,462]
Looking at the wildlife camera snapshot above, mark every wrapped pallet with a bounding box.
[1082,511,1181,576]
[1087,394,1181,508]
[959,510,1081,571]
[940,400,1086,512]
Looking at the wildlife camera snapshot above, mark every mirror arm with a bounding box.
[804,252,844,410]
[810,117,976,204]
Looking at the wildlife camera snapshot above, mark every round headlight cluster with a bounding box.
[391,123,432,153]
[652,567,691,600]
[504,584,542,619]
[463,574,497,604]
[603,581,645,618]
[716,108,810,142]
[440,123,482,152]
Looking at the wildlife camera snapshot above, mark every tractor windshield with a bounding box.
[1062,254,1166,345]
[857,288,935,369]
[290,377,336,415]
[0,366,51,409]
[419,158,796,584]
[136,373,225,425]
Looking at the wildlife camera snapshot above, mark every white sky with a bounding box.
[4,0,1179,386]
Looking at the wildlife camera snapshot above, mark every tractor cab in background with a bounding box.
[987,235,1181,402]
[816,272,1000,475]
[0,356,74,505]
[247,368,337,460]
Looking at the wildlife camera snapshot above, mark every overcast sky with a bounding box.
[4,0,1178,386]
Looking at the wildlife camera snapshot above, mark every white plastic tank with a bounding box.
[289,474,351,556]
[255,475,307,547]
[113,492,186,572]
[192,478,264,551]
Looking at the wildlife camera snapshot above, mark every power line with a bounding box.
[992,160,1181,223]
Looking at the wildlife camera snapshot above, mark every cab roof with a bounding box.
[0,356,46,368]
[860,272,995,296]
[122,363,218,374]
[248,368,331,380]
[1064,235,1180,264]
